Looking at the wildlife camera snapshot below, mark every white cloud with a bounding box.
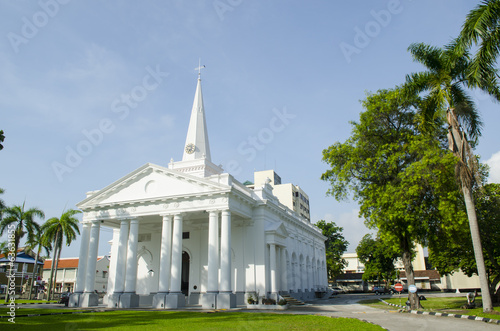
[486,151,500,183]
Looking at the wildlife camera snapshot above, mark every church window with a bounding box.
[138,233,152,242]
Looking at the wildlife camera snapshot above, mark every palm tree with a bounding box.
[25,228,51,300]
[0,130,4,150]
[0,241,10,257]
[404,43,485,139]
[0,188,5,219]
[41,209,81,300]
[404,42,499,312]
[0,202,44,260]
[456,0,500,95]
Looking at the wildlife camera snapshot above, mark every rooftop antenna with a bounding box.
[195,58,206,79]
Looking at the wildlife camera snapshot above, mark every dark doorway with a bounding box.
[181,251,190,296]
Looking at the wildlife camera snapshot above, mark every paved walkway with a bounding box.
[282,294,500,331]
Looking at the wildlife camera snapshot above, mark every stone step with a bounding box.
[281,295,306,306]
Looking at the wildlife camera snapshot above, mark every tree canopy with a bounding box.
[429,182,500,302]
[315,220,349,280]
[356,234,398,284]
[321,88,464,309]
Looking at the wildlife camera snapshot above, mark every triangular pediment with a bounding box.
[77,163,229,208]
[265,221,289,238]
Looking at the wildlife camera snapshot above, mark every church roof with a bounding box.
[77,162,231,209]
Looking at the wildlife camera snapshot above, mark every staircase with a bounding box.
[281,295,306,306]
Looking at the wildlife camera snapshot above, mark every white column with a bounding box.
[220,210,232,293]
[106,228,119,294]
[124,219,139,293]
[74,222,91,293]
[270,244,277,294]
[207,211,219,293]
[84,220,100,293]
[276,247,281,291]
[281,248,287,292]
[114,219,130,293]
[170,214,183,293]
[158,215,173,294]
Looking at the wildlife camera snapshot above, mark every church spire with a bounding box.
[182,69,211,162]
[169,65,223,177]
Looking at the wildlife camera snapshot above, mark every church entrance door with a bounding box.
[181,251,190,296]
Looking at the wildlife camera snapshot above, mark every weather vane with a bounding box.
[195,58,206,78]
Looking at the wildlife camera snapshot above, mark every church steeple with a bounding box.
[182,77,211,162]
[169,66,223,178]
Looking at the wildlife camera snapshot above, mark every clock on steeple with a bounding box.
[185,143,196,154]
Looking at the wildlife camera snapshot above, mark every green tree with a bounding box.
[429,182,500,302]
[315,220,349,281]
[404,41,500,312]
[0,202,44,260]
[321,89,463,309]
[356,234,397,285]
[42,209,81,300]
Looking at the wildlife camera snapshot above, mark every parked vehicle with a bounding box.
[371,286,388,295]
[330,287,344,295]
[59,292,70,306]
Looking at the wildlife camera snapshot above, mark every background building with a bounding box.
[43,256,110,294]
[249,170,311,222]
[0,248,44,297]
[338,244,482,292]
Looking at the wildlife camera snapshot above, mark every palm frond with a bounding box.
[408,43,444,72]
[450,83,483,141]
[460,0,500,46]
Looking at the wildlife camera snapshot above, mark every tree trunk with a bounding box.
[52,243,62,297]
[461,182,493,312]
[47,242,58,301]
[401,249,420,310]
[28,245,40,300]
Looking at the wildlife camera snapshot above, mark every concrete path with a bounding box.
[286,293,500,331]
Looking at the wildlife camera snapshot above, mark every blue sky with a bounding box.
[1,1,499,258]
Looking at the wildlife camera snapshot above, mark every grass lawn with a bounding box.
[0,310,385,330]
[360,296,500,320]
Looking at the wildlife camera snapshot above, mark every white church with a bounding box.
[69,72,328,309]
